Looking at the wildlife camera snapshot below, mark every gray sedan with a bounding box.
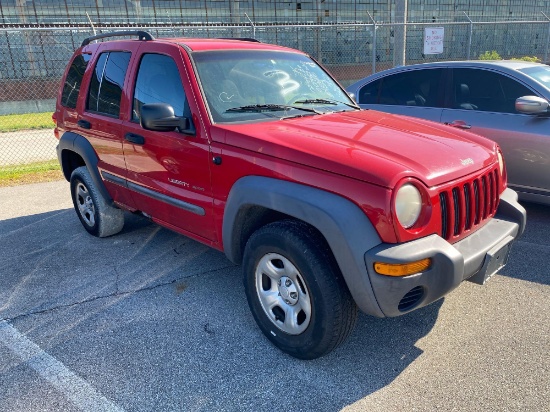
[347,61,550,205]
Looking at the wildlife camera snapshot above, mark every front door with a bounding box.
[121,43,216,242]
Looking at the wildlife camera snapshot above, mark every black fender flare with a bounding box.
[57,131,114,205]
[223,176,385,317]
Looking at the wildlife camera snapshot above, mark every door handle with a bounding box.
[77,119,91,129]
[444,120,471,130]
[125,133,145,145]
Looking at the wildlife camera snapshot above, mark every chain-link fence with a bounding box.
[2,15,550,172]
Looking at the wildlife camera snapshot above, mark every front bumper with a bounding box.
[364,188,526,317]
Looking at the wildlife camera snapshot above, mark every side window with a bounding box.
[86,51,131,117]
[358,79,381,104]
[499,75,536,114]
[375,69,443,107]
[452,68,534,114]
[61,53,91,109]
[87,53,108,114]
[132,53,188,122]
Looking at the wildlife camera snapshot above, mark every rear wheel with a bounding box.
[243,220,358,359]
[70,166,124,237]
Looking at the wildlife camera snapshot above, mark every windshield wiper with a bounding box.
[226,104,322,115]
[293,98,361,110]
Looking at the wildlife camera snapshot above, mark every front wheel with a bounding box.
[243,220,358,359]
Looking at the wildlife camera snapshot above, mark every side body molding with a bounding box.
[56,131,114,205]
[223,176,385,317]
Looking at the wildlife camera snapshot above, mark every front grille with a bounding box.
[439,167,500,241]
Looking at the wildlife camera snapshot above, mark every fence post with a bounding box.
[542,11,550,63]
[245,13,255,39]
[367,12,376,74]
[394,0,407,66]
[464,12,473,60]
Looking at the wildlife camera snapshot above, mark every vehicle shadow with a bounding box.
[1,208,444,411]
[499,201,550,286]
[0,209,231,321]
[5,201,546,410]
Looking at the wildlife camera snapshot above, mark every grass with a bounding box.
[0,112,54,133]
[0,160,64,187]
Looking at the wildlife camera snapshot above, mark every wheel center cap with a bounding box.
[278,277,299,305]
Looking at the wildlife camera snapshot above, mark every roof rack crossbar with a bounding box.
[81,30,154,47]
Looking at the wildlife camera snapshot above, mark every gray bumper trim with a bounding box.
[363,188,526,318]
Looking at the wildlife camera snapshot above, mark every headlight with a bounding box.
[497,151,505,176]
[395,183,422,228]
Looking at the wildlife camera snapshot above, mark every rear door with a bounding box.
[355,68,446,122]
[121,42,216,242]
[441,68,550,195]
[78,42,140,209]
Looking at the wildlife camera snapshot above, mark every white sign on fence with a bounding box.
[424,27,444,54]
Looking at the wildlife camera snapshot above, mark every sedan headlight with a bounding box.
[395,183,422,228]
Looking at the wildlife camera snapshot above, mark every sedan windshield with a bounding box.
[519,66,550,90]
[191,50,357,123]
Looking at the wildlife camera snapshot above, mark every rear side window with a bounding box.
[358,79,381,104]
[86,51,131,117]
[375,69,443,107]
[61,53,91,109]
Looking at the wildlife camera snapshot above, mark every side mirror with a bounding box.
[140,103,191,132]
[515,95,549,115]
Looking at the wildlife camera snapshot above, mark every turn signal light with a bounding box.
[374,258,432,277]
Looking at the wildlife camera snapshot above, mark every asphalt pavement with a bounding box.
[0,180,548,411]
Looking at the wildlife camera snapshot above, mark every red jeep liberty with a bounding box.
[53,31,526,359]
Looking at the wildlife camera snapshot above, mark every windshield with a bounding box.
[519,66,550,90]
[191,50,357,123]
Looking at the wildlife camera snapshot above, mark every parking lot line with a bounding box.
[0,320,124,412]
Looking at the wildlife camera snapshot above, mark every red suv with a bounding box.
[53,31,526,359]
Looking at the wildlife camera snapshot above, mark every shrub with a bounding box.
[512,56,541,63]
[479,50,501,60]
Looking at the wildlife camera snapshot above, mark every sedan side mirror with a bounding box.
[140,103,192,133]
[515,95,550,115]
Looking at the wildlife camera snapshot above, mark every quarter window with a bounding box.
[359,69,443,107]
[132,53,188,122]
[86,51,131,117]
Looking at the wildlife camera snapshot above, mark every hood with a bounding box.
[215,110,497,188]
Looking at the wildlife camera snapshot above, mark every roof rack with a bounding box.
[81,30,154,47]
[217,37,261,43]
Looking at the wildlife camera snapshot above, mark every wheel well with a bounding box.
[60,150,86,181]
[231,205,334,266]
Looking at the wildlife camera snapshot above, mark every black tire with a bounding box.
[243,220,358,359]
[70,166,124,237]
